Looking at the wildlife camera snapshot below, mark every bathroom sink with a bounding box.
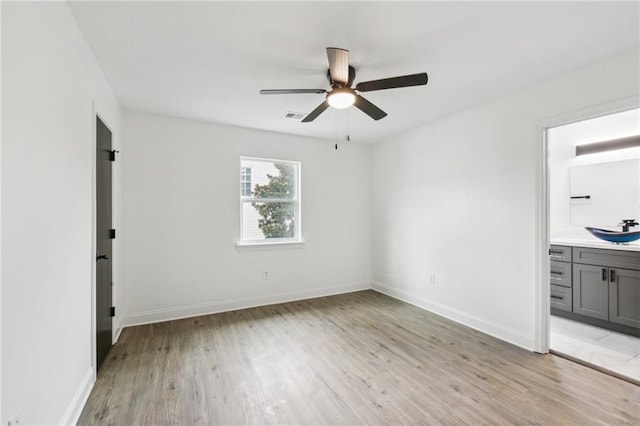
[585,227,640,244]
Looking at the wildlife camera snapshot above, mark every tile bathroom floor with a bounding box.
[550,315,640,383]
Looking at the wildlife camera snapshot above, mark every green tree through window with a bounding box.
[251,163,296,238]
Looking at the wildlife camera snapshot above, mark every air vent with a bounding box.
[284,111,306,120]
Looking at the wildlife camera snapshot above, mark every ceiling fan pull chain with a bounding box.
[334,110,339,150]
[346,110,350,142]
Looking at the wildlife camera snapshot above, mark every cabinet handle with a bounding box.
[550,271,563,275]
[610,269,616,282]
[550,295,564,300]
[602,268,607,281]
[549,250,563,255]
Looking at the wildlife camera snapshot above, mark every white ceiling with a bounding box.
[69,1,640,144]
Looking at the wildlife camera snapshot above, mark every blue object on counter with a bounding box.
[585,227,640,244]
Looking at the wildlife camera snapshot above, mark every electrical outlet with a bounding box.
[8,413,20,426]
[429,274,436,285]
[262,270,269,280]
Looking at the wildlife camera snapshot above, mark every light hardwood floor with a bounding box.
[78,290,640,425]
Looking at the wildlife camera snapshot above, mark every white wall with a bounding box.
[371,49,639,350]
[549,108,640,237]
[1,2,121,425]
[0,2,3,422]
[119,111,371,329]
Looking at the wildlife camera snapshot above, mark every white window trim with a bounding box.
[238,156,302,247]
[235,240,305,251]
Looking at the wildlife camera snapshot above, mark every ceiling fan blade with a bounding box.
[326,47,350,85]
[260,89,326,95]
[354,95,387,121]
[355,72,428,92]
[301,101,330,122]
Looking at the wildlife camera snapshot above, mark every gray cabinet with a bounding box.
[550,244,640,335]
[572,264,608,320]
[609,268,640,328]
[549,245,573,312]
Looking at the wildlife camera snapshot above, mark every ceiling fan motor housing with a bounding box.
[327,66,356,88]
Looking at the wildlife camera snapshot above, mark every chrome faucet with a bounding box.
[620,219,639,232]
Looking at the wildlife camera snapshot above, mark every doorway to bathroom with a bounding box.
[546,107,640,383]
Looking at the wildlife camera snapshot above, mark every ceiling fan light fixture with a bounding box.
[327,88,356,109]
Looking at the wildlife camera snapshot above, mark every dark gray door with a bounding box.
[573,264,608,320]
[609,268,640,328]
[96,116,113,370]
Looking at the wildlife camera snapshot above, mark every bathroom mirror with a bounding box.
[569,159,640,227]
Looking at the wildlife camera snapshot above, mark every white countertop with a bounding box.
[550,236,640,252]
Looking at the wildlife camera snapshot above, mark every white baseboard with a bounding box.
[372,281,534,351]
[59,367,94,426]
[113,321,123,344]
[120,281,371,328]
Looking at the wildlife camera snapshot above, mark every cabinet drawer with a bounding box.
[549,245,572,262]
[550,260,572,287]
[550,284,572,312]
[573,247,640,270]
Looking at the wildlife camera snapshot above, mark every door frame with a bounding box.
[91,105,116,378]
[533,96,639,353]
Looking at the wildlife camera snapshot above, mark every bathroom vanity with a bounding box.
[549,240,640,336]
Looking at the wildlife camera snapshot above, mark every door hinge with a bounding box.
[110,306,116,317]
[109,150,119,161]
[110,229,116,239]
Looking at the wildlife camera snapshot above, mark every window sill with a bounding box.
[235,240,305,251]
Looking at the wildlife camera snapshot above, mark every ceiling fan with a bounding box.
[260,47,428,122]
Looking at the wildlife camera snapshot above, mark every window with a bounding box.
[239,157,301,244]
[240,167,252,196]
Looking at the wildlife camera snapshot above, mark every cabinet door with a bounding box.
[573,264,608,320]
[609,268,640,328]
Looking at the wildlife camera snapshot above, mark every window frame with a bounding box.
[238,156,302,246]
